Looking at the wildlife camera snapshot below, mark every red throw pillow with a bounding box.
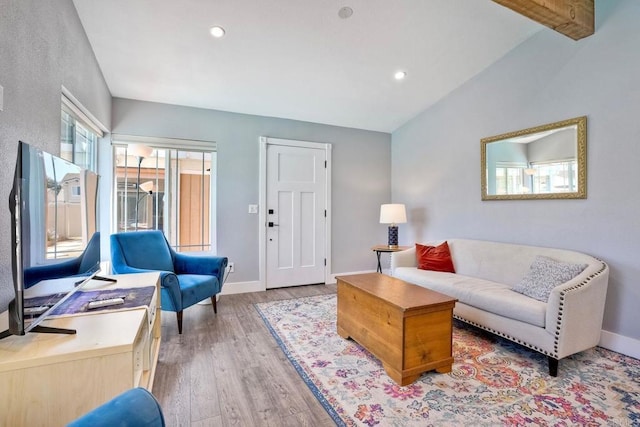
[416,241,455,273]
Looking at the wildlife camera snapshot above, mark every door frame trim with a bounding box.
[258,136,332,290]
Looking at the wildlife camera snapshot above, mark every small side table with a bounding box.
[371,245,411,273]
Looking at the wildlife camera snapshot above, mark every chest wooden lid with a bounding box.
[336,273,456,312]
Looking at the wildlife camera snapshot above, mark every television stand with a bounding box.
[0,326,78,340]
[75,275,118,286]
[0,322,76,342]
[0,272,161,426]
[92,275,118,283]
[30,325,76,335]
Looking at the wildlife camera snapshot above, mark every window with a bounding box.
[60,94,101,172]
[112,136,217,254]
[493,159,577,196]
[46,93,103,260]
[494,163,528,195]
[529,160,577,194]
[70,184,81,198]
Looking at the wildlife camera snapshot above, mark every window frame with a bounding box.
[529,159,578,194]
[110,135,218,254]
[494,161,528,195]
[60,92,104,172]
[50,91,104,263]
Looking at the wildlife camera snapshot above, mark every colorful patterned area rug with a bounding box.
[255,294,639,426]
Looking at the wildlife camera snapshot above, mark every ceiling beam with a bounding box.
[492,0,594,40]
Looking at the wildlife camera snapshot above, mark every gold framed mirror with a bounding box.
[481,116,587,200]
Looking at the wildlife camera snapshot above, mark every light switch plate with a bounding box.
[248,204,258,214]
[0,85,3,111]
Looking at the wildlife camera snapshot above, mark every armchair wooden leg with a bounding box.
[548,356,559,377]
[176,311,183,334]
[211,295,217,314]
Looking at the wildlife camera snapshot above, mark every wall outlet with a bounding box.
[228,262,234,273]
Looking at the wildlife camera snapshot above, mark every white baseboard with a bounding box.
[220,280,263,295]
[599,329,640,359]
[219,275,639,361]
[328,275,639,361]
[221,271,378,293]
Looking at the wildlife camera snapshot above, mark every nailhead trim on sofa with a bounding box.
[453,259,608,360]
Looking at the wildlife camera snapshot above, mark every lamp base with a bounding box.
[387,225,398,248]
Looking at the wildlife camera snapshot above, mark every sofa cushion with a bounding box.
[512,256,587,302]
[393,267,547,327]
[446,239,598,286]
[416,242,455,273]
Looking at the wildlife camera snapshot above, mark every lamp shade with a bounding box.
[128,144,154,159]
[380,204,407,225]
[139,180,154,193]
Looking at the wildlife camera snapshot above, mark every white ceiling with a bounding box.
[72,0,542,133]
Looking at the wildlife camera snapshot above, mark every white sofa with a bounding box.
[391,239,609,376]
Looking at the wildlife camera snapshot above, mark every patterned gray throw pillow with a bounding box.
[512,256,588,302]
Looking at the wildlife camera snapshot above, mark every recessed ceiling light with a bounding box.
[210,26,226,38]
[394,71,407,80]
[338,7,353,19]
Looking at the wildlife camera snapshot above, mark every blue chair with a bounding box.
[110,230,228,334]
[68,387,165,427]
[24,232,101,288]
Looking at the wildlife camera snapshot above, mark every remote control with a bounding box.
[87,298,124,310]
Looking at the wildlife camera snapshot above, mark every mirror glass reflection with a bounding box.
[481,116,587,200]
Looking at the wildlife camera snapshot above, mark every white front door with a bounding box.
[265,143,327,288]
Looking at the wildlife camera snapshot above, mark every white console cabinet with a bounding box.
[0,272,161,427]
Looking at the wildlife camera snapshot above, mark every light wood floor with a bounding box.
[153,284,338,427]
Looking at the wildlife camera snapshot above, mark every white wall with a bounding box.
[391,0,640,343]
[111,98,391,285]
[0,0,112,311]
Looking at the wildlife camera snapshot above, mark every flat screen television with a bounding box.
[1,141,102,339]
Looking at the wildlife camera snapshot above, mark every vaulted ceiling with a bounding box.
[73,0,544,132]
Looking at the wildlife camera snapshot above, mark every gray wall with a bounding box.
[112,98,391,283]
[0,1,111,311]
[391,0,639,341]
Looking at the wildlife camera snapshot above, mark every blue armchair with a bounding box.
[24,232,101,288]
[110,230,228,334]
[68,387,165,427]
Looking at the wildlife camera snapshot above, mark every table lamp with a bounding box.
[380,204,407,248]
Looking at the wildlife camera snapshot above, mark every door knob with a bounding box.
[268,222,279,227]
